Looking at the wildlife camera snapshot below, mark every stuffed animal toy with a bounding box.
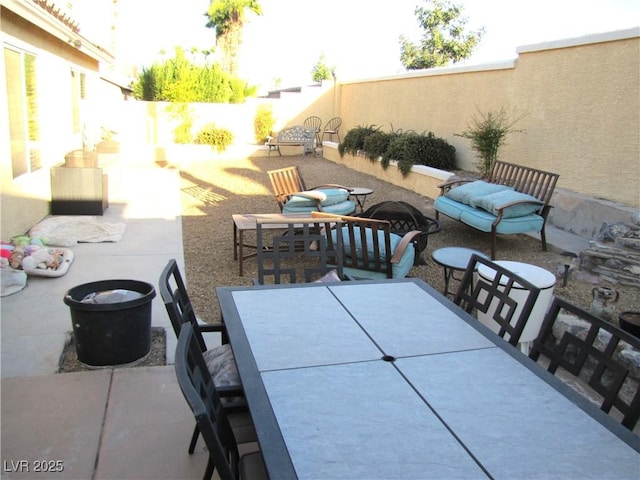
[8,247,24,269]
[10,235,30,247]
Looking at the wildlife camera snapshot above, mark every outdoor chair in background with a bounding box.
[253,217,345,285]
[321,117,342,144]
[312,212,421,279]
[529,297,640,431]
[159,259,249,454]
[356,200,442,266]
[453,254,541,347]
[303,116,322,145]
[267,166,356,215]
[174,323,267,480]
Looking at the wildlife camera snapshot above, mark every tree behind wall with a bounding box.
[311,54,334,82]
[206,0,263,76]
[400,0,484,70]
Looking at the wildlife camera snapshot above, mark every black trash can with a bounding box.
[64,279,156,366]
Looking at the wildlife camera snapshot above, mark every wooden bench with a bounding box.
[434,161,559,259]
[266,126,316,157]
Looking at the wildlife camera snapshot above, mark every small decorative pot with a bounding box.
[589,287,620,321]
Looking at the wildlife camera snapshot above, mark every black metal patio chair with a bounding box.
[253,216,345,285]
[159,259,249,454]
[453,254,541,347]
[303,115,322,145]
[529,297,640,431]
[321,116,342,144]
[175,323,267,480]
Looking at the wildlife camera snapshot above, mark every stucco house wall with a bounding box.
[1,0,114,238]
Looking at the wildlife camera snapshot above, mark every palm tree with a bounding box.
[206,0,262,76]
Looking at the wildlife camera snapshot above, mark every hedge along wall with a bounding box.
[335,29,639,208]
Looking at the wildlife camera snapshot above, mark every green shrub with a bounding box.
[362,131,395,163]
[338,125,379,157]
[340,125,456,176]
[456,107,525,176]
[383,131,456,176]
[194,123,234,152]
[173,122,193,144]
[254,105,276,144]
[167,103,194,144]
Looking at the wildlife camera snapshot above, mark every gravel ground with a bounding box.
[175,154,640,327]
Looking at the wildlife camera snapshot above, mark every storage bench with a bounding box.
[50,150,108,215]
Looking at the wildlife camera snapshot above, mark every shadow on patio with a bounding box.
[2,153,637,480]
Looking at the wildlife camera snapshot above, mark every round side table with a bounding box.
[431,247,489,296]
[349,187,373,213]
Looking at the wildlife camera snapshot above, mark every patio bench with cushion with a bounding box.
[266,126,316,157]
[434,161,559,259]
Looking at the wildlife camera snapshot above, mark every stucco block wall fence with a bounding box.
[1,25,638,240]
[322,145,639,241]
[336,28,639,210]
[120,28,639,239]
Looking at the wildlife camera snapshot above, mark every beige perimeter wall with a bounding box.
[2,27,638,239]
[337,30,639,208]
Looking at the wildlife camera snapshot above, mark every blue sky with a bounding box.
[115,0,639,89]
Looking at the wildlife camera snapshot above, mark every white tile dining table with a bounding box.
[217,278,639,480]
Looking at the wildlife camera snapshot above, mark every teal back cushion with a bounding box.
[472,189,542,218]
[445,181,513,206]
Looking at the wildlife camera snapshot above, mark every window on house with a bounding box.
[4,47,41,179]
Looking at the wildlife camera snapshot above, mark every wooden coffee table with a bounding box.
[232,213,312,276]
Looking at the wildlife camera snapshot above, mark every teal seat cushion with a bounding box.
[472,189,542,218]
[445,180,513,206]
[283,199,355,215]
[286,188,349,208]
[331,227,415,279]
[459,207,544,234]
[434,196,466,220]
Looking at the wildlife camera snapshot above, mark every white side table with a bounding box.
[477,260,556,353]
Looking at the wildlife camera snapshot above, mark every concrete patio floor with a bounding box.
[0,157,592,480]
[1,162,214,479]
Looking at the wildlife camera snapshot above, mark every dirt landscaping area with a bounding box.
[174,154,640,327]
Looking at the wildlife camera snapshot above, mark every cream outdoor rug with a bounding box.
[29,216,126,247]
